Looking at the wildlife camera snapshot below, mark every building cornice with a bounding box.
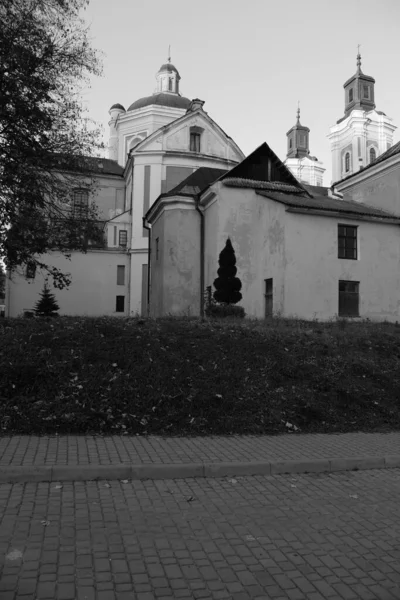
[285,206,400,224]
[334,153,400,190]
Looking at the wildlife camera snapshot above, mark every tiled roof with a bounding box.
[334,140,400,186]
[164,167,228,197]
[257,190,400,220]
[303,184,330,196]
[80,157,124,176]
[223,178,304,194]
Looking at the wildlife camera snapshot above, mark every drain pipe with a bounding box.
[195,197,205,317]
[142,217,151,317]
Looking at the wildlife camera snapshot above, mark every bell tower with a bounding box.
[155,47,181,94]
[328,50,396,184]
[285,106,325,186]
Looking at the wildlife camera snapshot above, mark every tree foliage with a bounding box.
[213,238,243,305]
[34,283,60,316]
[0,0,104,288]
[0,263,5,300]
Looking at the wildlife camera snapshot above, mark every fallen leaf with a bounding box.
[186,496,194,502]
[349,494,358,499]
[246,535,256,541]
[6,549,23,561]
[54,485,63,489]
[228,478,237,484]
[104,483,111,488]
[120,480,129,484]
[41,520,51,526]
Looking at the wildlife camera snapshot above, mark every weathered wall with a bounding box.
[204,184,287,318]
[7,251,130,318]
[342,166,400,217]
[284,212,400,320]
[148,215,164,318]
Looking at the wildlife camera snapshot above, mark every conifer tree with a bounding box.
[213,238,242,305]
[34,283,60,316]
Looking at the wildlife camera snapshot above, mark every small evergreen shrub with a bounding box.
[34,283,60,317]
[213,238,242,305]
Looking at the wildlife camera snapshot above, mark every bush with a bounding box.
[205,304,245,319]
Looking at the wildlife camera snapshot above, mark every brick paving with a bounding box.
[1,469,400,599]
[0,432,399,467]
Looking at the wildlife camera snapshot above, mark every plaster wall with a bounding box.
[340,165,400,217]
[7,251,130,318]
[204,184,286,318]
[284,212,400,321]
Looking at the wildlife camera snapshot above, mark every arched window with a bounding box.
[168,78,173,91]
[345,152,350,173]
[73,189,89,218]
[349,88,353,103]
[129,137,142,151]
[369,147,376,163]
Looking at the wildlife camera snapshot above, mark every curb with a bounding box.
[0,455,399,483]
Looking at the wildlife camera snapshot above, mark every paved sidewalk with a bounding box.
[0,433,399,483]
[1,469,400,599]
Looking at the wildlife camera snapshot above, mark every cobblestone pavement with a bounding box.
[1,470,400,600]
[1,432,400,467]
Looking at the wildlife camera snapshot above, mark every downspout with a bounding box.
[195,196,205,318]
[127,156,134,316]
[142,217,151,317]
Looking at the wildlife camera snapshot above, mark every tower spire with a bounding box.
[168,44,171,63]
[296,101,300,124]
[356,44,362,72]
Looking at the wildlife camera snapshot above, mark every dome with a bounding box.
[109,103,125,111]
[127,92,191,112]
[158,63,179,74]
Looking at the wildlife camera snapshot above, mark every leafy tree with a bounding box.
[0,0,104,289]
[213,238,242,305]
[34,283,60,316]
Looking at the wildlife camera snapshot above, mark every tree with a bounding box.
[34,283,60,316]
[0,263,5,300]
[213,238,242,305]
[0,0,104,289]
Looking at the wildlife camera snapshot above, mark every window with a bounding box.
[299,134,306,147]
[116,296,125,312]
[339,281,359,317]
[264,278,273,317]
[338,225,357,260]
[190,132,201,152]
[72,189,89,218]
[345,152,350,173]
[156,237,159,261]
[369,147,376,163]
[168,78,173,91]
[289,138,292,149]
[113,226,117,246]
[348,88,353,103]
[26,262,36,279]
[363,85,370,99]
[119,230,127,247]
[117,265,125,285]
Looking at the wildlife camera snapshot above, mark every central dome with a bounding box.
[127,92,191,112]
[158,63,179,74]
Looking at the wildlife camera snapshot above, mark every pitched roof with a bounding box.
[52,155,124,176]
[257,190,400,220]
[164,167,228,197]
[333,140,400,186]
[80,157,124,176]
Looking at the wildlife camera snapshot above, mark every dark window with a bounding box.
[73,189,89,218]
[117,265,125,285]
[299,134,306,147]
[26,262,36,279]
[363,85,370,99]
[348,88,353,103]
[190,132,201,152]
[338,225,357,260]
[369,147,376,163]
[119,230,127,247]
[339,281,359,317]
[289,138,292,148]
[116,296,125,312]
[345,152,350,173]
[264,278,273,317]
[168,78,173,91]
[156,237,159,261]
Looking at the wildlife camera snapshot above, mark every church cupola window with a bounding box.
[348,88,354,103]
[168,78,173,91]
[342,50,376,118]
[363,85,370,99]
[286,105,310,159]
[345,152,351,173]
[369,147,376,163]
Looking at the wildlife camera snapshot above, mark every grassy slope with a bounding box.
[0,316,400,436]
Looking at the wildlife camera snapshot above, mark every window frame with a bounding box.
[264,278,273,317]
[118,230,128,247]
[339,280,360,317]
[369,146,376,164]
[26,262,36,279]
[338,224,357,260]
[363,85,370,99]
[348,88,354,103]
[117,265,125,286]
[72,188,89,218]
[345,152,351,173]
[155,237,159,261]
[116,296,125,312]
[190,132,201,152]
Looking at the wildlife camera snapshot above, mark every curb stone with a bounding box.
[0,455,399,483]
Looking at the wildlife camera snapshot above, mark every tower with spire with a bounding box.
[328,49,396,183]
[284,105,325,186]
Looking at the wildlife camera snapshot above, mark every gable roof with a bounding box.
[257,189,400,220]
[219,142,311,196]
[130,107,244,159]
[333,140,400,186]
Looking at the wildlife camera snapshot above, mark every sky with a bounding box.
[81,0,400,185]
